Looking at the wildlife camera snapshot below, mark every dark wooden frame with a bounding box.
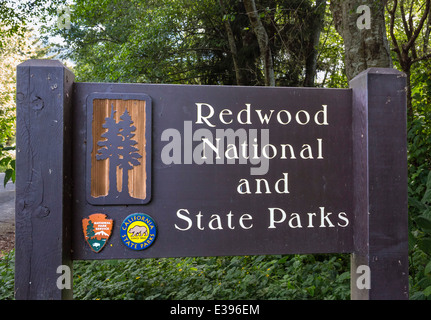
[350,68,408,299]
[15,60,408,300]
[15,60,74,299]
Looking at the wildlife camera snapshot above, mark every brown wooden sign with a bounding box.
[15,60,408,300]
[73,82,354,260]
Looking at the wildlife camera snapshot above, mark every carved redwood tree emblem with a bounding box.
[86,93,152,205]
[96,105,142,198]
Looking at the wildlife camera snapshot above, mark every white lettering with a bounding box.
[237,173,290,195]
[296,110,310,125]
[238,103,252,125]
[256,109,274,124]
[289,213,302,228]
[209,215,223,230]
[268,207,349,229]
[196,103,215,127]
[268,207,286,229]
[315,105,328,125]
[175,209,193,231]
[338,212,349,227]
[219,109,233,124]
[276,110,291,125]
[195,103,329,126]
[274,173,290,194]
[320,207,334,227]
[239,214,253,229]
[175,209,255,231]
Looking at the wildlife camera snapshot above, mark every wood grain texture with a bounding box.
[15,60,74,300]
[90,99,147,200]
[350,68,408,300]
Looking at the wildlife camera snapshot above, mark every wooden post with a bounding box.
[350,68,409,299]
[15,60,74,299]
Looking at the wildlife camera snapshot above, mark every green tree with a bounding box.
[0,30,46,185]
[0,0,49,185]
[243,0,275,86]
[384,0,431,299]
[386,0,431,120]
[330,0,392,81]
[86,220,95,240]
[46,0,337,87]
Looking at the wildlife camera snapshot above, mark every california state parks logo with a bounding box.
[120,213,157,250]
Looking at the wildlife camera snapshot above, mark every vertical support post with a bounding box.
[15,60,74,299]
[350,68,409,299]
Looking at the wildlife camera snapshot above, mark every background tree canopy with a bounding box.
[1,0,431,300]
[45,0,345,87]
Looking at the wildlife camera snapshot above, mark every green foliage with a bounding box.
[44,0,344,87]
[407,61,431,300]
[72,254,349,300]
[0,1,48,183]
[0,30,18,181]
[0,251,350,300]
[0,155,15,186]
[1,0,430,301]
[317,12,347,89]
[0,250,14,300]
[45,0,232,84]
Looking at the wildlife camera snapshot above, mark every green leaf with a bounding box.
[423,286,431,297]
[418,238,431,255]
[415,214,431,233]
[0,157,10,167]
[3,168,13,187]
[408,230,417,251]
[337,271,350,282]
[425,260,431,275]
[426,171,431,190]
[409,196,427,211]
[422,188,431,204]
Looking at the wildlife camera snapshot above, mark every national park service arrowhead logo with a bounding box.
[82,213,113,253]
[120,213,157,251]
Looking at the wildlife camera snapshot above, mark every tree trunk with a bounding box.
[330,0,392,80]
[122,166,129,196]
[243,0,275,86]
[219,0,245,85]
[304,0,327,87]
[109,159,118,197]
[386,0,431,121]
